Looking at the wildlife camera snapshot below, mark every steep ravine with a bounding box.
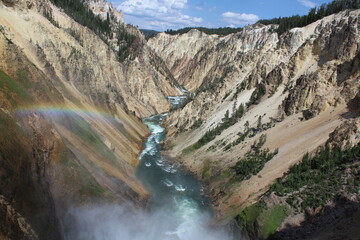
[134,111,231,239]
[0,0,185,239]
[1,0,360,239]
[2,0,183,118]
[149,8,360,239]
[61,95,237,240]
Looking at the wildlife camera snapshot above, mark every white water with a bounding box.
[64,95,233,240]
[65,201,230,240]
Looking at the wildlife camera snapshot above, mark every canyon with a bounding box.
[0,0,181,238]
[148,8,360,238]
[148,9,360,238]
[0,0,359,239]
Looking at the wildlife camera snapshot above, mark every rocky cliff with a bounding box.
[149,8,360,238]
[0,0,183,239]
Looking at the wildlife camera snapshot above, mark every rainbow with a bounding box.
[14,104,145,138]
[15,104,116,121]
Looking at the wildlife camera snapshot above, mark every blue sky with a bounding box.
[110,0,333,31]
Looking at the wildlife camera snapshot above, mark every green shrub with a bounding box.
[232,134,278,181]
[43,9,60,28]
[247,83,266,107]
[191,118,203,130]
[237,202,288,239]
[183,104,246,154]
[0,70,31,105]
[50,0,111,38]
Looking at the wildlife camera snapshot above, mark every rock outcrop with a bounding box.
[85,0,123,23]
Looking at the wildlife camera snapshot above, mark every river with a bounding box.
[65,93,231,240]
[136,113,211,238]
[134,94,231,240]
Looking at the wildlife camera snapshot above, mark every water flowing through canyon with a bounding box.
[134,95,231,240]
[64,95,232,240]
[136,114,212,239]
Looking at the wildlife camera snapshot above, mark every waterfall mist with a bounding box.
[64,203,233,240]
[65,106,235,240]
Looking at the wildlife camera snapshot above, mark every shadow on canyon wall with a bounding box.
[269,197,360,240]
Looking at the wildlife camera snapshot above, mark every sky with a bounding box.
[110,0,334,31]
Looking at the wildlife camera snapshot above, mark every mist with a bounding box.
[64,110,235,240]
[64,202,233,240]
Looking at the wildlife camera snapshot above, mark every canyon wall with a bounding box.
[149,9,360,238]
[1,0,360,238]
[0,0,182,238]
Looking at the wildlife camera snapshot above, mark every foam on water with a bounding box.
[65,89,234,240]
[162,165,176,173]
[163,179,174,187]
[155,160,165,166]
[148,124,165,134]
[180,86,190,95]
[167,94,188,110]
[175,185,186,192]
[133,97,233,240]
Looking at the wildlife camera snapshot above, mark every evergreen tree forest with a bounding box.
[270,143,360,209]
[117,27,138,61]
[164,0,359,37]
[165,27,243,36]
[140,29,160,40]
[259,0,360,35]
[49,0,111,38]
[48,0,139,61]
[182,104,245,154]
[232,134,279,182]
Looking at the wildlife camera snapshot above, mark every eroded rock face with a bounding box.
[149,10,360,133]
[326,120,358,150]
[1,0,33,9]
[30,0,181,118]
[85,0,123,22]
[0,0,181,238]
[283,74,323,116]
[0,196,39,240]
[0,108,62,240]
[1,0,181,118]
[2,0,18,6]
[149,24,285,132]
[150,9,360,226]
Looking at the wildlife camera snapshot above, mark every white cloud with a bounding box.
[297,0,316,8]
[115,0,203,30]
[208,6,217,12]
[194,2,205,11]
[163,0,187,9]
[221,12,259,26]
